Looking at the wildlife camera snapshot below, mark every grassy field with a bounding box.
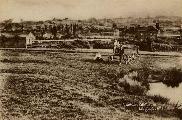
[0,50,181,120]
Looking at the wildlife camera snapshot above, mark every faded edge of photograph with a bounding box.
[0,0,182,120]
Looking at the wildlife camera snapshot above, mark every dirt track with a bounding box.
[1,48,182,57]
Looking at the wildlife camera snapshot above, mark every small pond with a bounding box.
[148,82,182,103]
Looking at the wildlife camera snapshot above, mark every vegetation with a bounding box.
[0,50,181,120]
[148,95,170,104]
[92,41,113,49]
[162,68,182,87]
[54,40,91,49]
[120,83,147,96]
[0,58,49,64]
[173,102,182,119]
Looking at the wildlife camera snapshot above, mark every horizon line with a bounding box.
[1,15,182,23]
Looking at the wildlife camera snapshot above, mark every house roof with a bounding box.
[43,32,53,36]
[157,33,181,37]
[56,33,63,37]
[0,33,15,38]
[18,32,35,38]
[163,27,181,31]
[19,34,28,37]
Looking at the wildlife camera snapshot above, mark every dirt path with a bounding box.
[1,48,182,57]
[76,48,182,57]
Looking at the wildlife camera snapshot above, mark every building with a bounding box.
[56,33,64,39]
[43,32,54,39]
[0,33,26,48]
[157,26,181,39]
[113,29,120,38]
[19,32,36,48]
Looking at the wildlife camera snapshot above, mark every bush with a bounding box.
[92,40,113,49]
[162,68,182,87]
[132,68,150,90]
[148,95,169,104]
[99,69,126,82]
[73,40,91,49]
[136,41,152,51]
[0,58,49,64]
[57,41,76,49]
[174,108,182,119]
[173,102,182,119]
[57,40,91,49]
[119,82,147,96]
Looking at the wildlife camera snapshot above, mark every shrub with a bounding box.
[0,59,49,64]
[57,41,76,49]
[175,108,182,119]
[173,102,182,119]
[99,69,126,82]
[162,68,182,87]
[119,82,147,96]
[92,40,113,49]
[148,95,169,104]
[73,40,90,49]
[132,68,150,90]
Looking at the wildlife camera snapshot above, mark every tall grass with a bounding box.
[0,58,49,64]
[1,50,182,119]
[148,95,169,104]
[173,102,182,119]
[119,82,147,95]
[131,67,150,90]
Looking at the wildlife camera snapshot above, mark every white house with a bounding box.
[43,33,54,39]
[19,32,36,48]
[56,33,64,39]
[157,26,181,39]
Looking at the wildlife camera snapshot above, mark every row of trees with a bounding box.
[0,19,114,39]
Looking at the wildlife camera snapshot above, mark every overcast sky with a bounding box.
[0,0,182,22]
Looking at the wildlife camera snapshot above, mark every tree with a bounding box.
[112,23,117,29]
[73,24,77,36]
[51,25,57,39]
[20,19,24,32]
[2,19,13,24]
[2,19,13,31]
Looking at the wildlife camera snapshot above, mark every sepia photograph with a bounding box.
[0,0,182,119]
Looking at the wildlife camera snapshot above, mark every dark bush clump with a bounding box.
[148,95,169,104]
[162,68,182,87]
[73,40,91,49]
[119,82,147,96]
[92,40,113,49]
[132,68,150,90]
